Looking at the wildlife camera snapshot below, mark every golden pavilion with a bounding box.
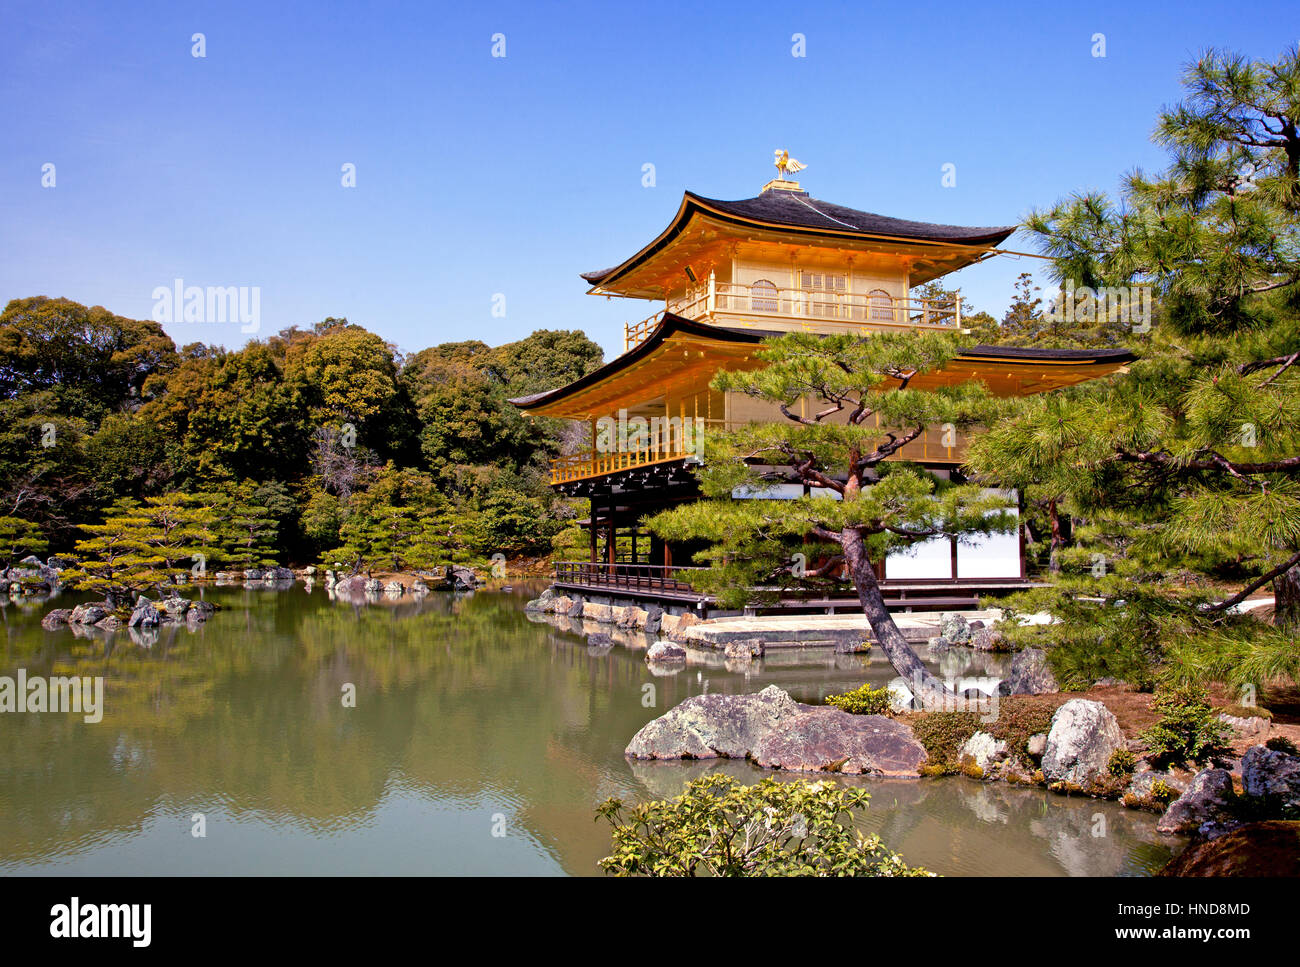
[511,163,1135,613]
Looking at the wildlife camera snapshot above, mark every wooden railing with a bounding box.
[549,448,698,484]
[624,283,960,350]
[553,561,706,595]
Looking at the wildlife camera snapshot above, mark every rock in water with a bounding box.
[1042,699,1124,786]
[626,685,801,760]
[41,608,73,630]
[751,708,927,777]
[723,638,764,661]
[129,597,159,628]
[1155,768,1237,835]
[645,641,686,663]
[1241,745,1300,811]
[626,686,927,777]
[998,648,1058,696]
[69,603,110,626]
[970,627,1011,652]
[939,612,971,644]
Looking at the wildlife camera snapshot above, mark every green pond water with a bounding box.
[0,583,1178,876]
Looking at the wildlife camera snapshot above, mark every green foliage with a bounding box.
[595,773,930,877]
[0,516,46,568]
[647,330,1015,621]
[1108,749,1137,776]
[987,700,1057,762]
[966,45,1300,690]
[1266,736,1299,754]
[1140,685,1235,769]
[0,291,587,567]
[911,711,981,774]
[825,683,894,716]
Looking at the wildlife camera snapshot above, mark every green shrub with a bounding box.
[911,711,981,774]
[1265,736,1299,755]
[1108,748,1137,776]
[595,774,931,877]
[1140,685,1234,770]
[826,683,894,716]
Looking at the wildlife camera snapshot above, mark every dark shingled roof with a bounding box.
[581,190,1017,285]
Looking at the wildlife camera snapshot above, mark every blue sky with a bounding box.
[0,0,1292,360]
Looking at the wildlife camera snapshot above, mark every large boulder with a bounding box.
[1241,745,1300,811]
[626,686,927,777]
[1158,821,1300,877]
[1156,768,1237,835]
[1042,699,1125,787]
[998,648,1059,696]
[626,685,802,760]
[751,709,927,776]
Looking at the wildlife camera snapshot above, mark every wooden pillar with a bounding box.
[589,498,598,564]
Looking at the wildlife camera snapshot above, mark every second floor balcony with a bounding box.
[624,279,961,350]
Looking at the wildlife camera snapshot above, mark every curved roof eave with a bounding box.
[580,191,1018,288]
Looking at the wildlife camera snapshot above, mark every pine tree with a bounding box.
[0,516,46,569]
[647,330,1015,703]
[222,481,279,570]
[62,499,153,601]
[966,45,1300,690]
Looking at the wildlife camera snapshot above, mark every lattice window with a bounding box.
[750,279,778,312]
[868,288,894,321]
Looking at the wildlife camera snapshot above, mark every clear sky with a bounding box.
[1,0,1293,360]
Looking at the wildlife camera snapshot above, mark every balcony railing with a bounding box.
[625,282,960,350]
[554,561,705,596]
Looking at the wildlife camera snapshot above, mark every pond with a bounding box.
[0,583,1178,876]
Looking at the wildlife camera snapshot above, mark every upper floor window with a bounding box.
[750,279,778,312]
[801,271,846,317]
[868,289,894,321]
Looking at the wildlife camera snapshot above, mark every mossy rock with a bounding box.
[1158,821,1300,877]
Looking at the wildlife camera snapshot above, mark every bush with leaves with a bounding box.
[1140,685,1235,769]
[595,773,930,877]
[826,683,895,716]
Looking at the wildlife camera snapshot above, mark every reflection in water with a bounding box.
[0,586,1175,875]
